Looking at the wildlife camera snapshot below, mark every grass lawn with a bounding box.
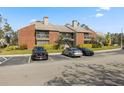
[0,46,121,55]
[0,49,63,55]
[91,46,121,51]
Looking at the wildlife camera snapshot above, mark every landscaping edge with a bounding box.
[0,48,122,57]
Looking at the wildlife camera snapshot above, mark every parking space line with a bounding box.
[0,57,6,64]
[0,57,13,64]
[2,57,7,60]
[28,56,31,63]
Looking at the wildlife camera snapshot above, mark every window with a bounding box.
[60,33,74,39]
[36,31,49,38]
[84,33,91,39]
[37,40,49,44]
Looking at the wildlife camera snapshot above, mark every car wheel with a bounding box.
[83,52,86,56]
[45,56,48,60]
[31,58,35,61]
[82,52,84,56]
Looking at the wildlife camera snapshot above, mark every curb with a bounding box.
[94,48,121,53]
[0,48,122,57]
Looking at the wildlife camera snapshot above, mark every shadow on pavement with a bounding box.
[44,63,124,86]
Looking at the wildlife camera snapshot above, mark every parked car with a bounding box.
[78,48,94,56]
[62,47,82,57]
[31,46,48,61]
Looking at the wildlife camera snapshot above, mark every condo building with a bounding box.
[18,16,96,49]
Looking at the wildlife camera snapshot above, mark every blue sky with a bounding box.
[0,7,124,33]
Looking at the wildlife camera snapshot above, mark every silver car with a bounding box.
[62,48,82,57]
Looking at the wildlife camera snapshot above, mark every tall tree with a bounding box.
[0,14,4,39]
[0,30,4,39]
[2,20,13,44]
[11,31,18,45]
[81,24,92,30]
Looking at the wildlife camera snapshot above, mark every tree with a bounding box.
[3,22,13,32]
[0,30,4,39]
[95,33,106,46]
[0,14,2,29]
[0,14,4,39]
[81,24,92,30]
[105,32,111,46]
[56,34,73,49]
[2,21,13,45]
[11,31,18,45]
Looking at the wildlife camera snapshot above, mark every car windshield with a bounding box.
[71,48,80,52]
[83,48,91,51]
[34,47,45,51]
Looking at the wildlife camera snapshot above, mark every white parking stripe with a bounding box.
[2,57,7,60]
[28,56,31,63]
[0,57,13,64]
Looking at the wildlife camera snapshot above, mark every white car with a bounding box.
[62,48,82,57]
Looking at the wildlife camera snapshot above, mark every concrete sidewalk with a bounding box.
[94,48,121,53]
[0,48,122,57]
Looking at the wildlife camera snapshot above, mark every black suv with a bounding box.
[78,48,94,56]
[31,46,48,61]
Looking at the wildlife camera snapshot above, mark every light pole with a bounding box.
[121,27,123,49]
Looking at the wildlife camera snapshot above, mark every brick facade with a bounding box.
[18,24,35,49]
[91,31,97,39]
[76,32,84,45]
[49,31,59,44]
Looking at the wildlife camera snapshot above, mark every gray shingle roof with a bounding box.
[31,21,57,31]
[31,21,95,34]
[31,21,74,33]
[65,24,93,33]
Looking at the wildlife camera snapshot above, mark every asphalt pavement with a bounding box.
[0,49,124,85]
[0,49,124,67]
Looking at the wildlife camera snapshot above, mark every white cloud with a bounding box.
[95,13,104,17]
[96,7,111,11]
[100,7,111,11]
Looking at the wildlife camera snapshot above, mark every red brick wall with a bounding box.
[49,31,59,44]
[76,32,84,45]
[18,24,35,49]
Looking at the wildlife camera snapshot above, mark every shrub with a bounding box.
[78,44,92,48]
[19,44,27,50]
[5,46,19,51]
[113,44,119,47]
[92,44,102,48]
[35,44,58,50]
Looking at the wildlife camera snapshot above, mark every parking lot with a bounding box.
[0,49,123,67]
[0,49,124,85]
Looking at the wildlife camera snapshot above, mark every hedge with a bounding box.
[78,44,92,48]
[5,46,19,51]
[35,44,59,50]
[92,44,102,48]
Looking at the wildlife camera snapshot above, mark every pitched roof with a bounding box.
[31,21,58,31]
[30,20,96,34]
[31,21,74,33]
[65,24,93,33]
